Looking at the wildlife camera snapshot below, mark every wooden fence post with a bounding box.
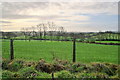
[10,39,14,60]
[52,72,54,80]
[73,38,76,62]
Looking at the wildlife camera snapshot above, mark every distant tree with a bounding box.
[37,24,43,39]
[5,32,17,39]
[21,28,28,40]
[2,32,7,38]
[42,23,48,40]
[62,31,68,41]
[31,26,36,37]
[48,22,56,41]
[78,33,85,42]
[20,22,66,41]
[58,26,64,40]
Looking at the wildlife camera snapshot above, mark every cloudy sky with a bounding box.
[0,2,118,32]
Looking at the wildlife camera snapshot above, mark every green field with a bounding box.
[2,40,118,64]
[95,41,119,43]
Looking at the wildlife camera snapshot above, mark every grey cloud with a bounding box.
[1,2,118,20]
[0,21,12,23]
[2,2,49,10]
[2,2,50,19]
[69,2,118,14]
[0,24,12,26]
[2,14,67,20]
[2,14,38,19]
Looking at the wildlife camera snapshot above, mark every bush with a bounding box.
[2,59,119,79]
[69,63,87,73]
[79,39,84,42]
[55,70,76,78]
[23,61,36,67]
[91,62,114,76]
[2,70,13,78]
[104,63,118,75]
[18,67,39,78]
[110,74,119,78]
[54,59,70,66]
[35,72,51,78]
[76,72,109,78]
[53,64,65,72]
[2,59,10,70]
[12,72,21,78]
[35,59,53,73]
[8,60,24,71]
[84,39,95,43]
[36,59,67,73]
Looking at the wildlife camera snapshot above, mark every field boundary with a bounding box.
[2,39,120,45]
[84,42,120,45]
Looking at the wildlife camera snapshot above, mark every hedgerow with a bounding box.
[2,59,119,79]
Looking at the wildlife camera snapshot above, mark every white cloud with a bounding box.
[1,2,118,32]
[2,2,118,19]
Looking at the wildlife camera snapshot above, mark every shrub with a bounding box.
[76,72,109,78]
[2,70,13,78]
[69,63,87,73]
[23,61,36,67]
[35,72,51,78]
[35,59,53,73]
[110,74,119,79]
[116,65,120,78]
[79,39,84,42]
[53,64,65,72]
[84,39,95,43]
[55,70,76,78]
[54,59,70,66]
[12,72,21,78]
[91,62,114,76]
[104,63,118,75]
[36,59,67,73]
[18,67,39,78]
[2,59,10,70]
[8,60,24,72]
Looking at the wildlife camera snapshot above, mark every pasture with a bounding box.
[95,41,119,43]
[2,40,118,64]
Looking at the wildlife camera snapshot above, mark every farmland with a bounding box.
[1,2,120,79]
[95,41,119,43]
[2,40,118,64]
[1,31,119,79]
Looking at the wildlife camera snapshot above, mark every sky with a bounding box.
[0,2,118,32]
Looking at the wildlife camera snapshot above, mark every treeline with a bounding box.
[21,22,65,41]
[1,22,120,42]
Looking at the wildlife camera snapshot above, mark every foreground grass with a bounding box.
[2,40,118,64]
[2,59,119,79]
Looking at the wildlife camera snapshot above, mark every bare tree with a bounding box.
[27,27,32,41]
[59,26,64,41]
[42,23,48,40]
[21,27,28,40]
[31,26,37,38]
[56,28,61,41]
[48,22,56,41]
[37,24,43,39]
[20,22,66,41]
[62,31,68,41]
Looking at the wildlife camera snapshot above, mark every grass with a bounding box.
[2,40,118,64]
[95,41,119,43]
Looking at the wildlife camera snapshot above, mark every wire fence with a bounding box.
[2,39,74,62]
[2,39,118,63]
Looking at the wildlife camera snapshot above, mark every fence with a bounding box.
[2,39,118,64]
[2,39,77,62]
